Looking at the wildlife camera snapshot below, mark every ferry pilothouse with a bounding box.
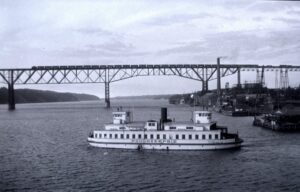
[87,108,243,150]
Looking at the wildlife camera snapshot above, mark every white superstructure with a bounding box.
[87,108,243,150]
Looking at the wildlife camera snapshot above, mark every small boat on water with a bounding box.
[253,100,300,131]
[253,112,300,131]
[87,108,243,150]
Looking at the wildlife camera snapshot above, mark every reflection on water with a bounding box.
[0,99,300,191]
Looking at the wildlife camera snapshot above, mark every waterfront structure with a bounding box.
[87,108,243,150]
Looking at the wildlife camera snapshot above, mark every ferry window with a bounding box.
[115,134,118,139]
[132,134,135,139]
[195,135,199,139]
[148,122,156,126]
[121,134,124,139]
[176,134,179,139]
[157,134,160,139]
[163,134,166,139]
[144,134,148,139]
[182,135,185,140]
[109,134,112,138]
[99,134,102,138]
[209,134,212,139]
[186,127,193,130]
[150,134,154,139]
[170,126,176,130]
[138,134,142,139]
[202,135,206,140]
[104,134,107,138]
[94,133,97,138]
[189,135,192,139]
[126,134,129,139]
[215,134,219,139]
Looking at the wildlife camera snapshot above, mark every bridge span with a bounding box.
[1,63,300,110]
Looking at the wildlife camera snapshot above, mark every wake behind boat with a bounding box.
[87,108,243,150]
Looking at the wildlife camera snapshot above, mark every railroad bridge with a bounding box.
[1,61,300,110]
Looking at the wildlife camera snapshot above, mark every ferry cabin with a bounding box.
[88,110,241,150]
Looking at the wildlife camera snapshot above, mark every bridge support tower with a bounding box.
[8,70,15,110]
[217,57,222,104]
[237,67,241,88]
[104,82,110,108]
[104,69,110,108]
[202,80,208,92]
[201,67,209,92]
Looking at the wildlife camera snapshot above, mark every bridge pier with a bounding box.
[8,70,15,110]
[280,69,289,89]
[104,69,111,108]
[202,67,209,92]
[202,80,208,92]
[237,67,241,88]
[217,58,222,103]
[104,81,110,108]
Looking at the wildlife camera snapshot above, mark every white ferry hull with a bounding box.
[87,138,242,150]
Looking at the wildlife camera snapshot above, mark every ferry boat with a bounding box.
[87,108,243,150]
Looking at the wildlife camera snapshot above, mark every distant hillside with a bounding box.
[113,94,172,100]
[0,87,99,104]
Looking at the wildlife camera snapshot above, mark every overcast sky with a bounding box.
[0,0,300,97]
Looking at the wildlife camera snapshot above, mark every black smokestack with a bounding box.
[159,108,168,130]
[161,108,167,123]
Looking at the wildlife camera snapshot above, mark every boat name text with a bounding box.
[131,139,176,144]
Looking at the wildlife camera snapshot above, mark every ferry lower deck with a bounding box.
[87,130,242,150]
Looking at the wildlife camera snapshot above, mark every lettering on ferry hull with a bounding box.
[131,139,176,144]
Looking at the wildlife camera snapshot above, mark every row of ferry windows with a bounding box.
[169,126,194,130]
[94,133,219,140]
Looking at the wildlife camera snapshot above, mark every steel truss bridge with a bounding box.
[1,63,300,110]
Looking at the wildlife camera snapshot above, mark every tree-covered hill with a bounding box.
[0,87,99,104]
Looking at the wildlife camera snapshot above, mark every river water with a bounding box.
[0,99,299,192]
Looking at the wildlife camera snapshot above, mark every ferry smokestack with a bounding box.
[161,108,167,123]
[160,108,168,131]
